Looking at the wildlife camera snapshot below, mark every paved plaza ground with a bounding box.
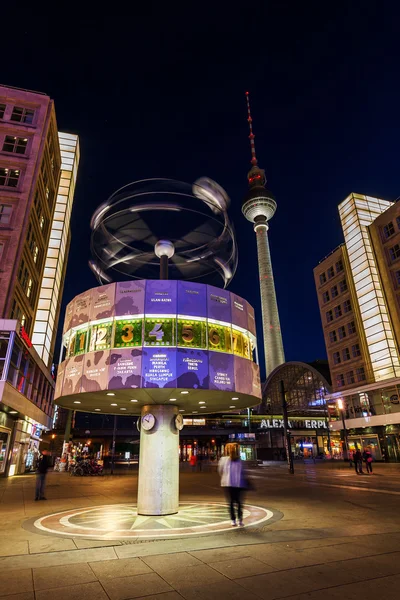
[2,461,400,599]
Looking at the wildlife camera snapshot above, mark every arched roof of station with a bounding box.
[260,361,332,416]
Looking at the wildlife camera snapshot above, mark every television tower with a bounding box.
[242,92,285,377]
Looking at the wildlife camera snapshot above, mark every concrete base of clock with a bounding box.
[137,404,179,516]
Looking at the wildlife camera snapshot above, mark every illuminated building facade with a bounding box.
[315,193,400,461]
[0,85,79,475]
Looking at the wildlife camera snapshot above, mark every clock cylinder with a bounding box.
[137,404,179,515]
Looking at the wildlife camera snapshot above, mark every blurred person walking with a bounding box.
[35,450,50,501]
[363,448,373,473]
[354,448,364,474]
[218,442,246,527]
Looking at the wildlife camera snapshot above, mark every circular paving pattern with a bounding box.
[24,502,278,540]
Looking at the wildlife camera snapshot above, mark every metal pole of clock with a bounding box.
[111,415,117,475]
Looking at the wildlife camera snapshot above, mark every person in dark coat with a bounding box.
[354,449,364,474]
[35,450,50,500]
[363,449,373,473]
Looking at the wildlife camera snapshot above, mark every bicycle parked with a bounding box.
[69,458,103,476]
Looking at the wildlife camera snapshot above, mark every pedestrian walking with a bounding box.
[354,448,364,474]
[35,450,50,501]
[189,454,197,472]
[218,442,246,527]
[363,448,373,473]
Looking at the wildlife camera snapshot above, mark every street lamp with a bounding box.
[337,398,349,461]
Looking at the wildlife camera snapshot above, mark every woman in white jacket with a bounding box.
[218,443,245,526]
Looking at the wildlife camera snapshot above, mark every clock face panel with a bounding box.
[175,413,184,431]
[141,413,156,430]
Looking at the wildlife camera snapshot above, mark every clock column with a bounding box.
[137,404,180,515]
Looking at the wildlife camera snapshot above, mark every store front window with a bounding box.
[0,429,10,474]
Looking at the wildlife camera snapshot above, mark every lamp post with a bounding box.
[337,398,349,461]
[321,389,332,459]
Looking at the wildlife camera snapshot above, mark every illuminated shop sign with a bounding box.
[260,419,327,430]
[20,326,33,348]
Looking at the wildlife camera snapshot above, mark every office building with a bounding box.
[314,193,400,460]
[0,85,79,475]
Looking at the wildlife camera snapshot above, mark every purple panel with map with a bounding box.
[90,284,116,321]
[177,281,207,317]
[55,360,66,399]
[70,290,92,329]
[176,348,209,389]
[231,293,248,330]
[142,347,177,388]
[63,298,75,334]
[115,281,145,316]
[234,356,253,395]
[62,355,84,396]
[251,362,262,399]
[81,350,110,393]
[208,351,234,391]
[108,348,143,390]
[145,280,177,315]
[206,285,231,323]
[247,302,256,336]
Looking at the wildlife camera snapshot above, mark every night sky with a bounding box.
[2,2,399,379]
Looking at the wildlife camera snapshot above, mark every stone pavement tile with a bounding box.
[188,545,257,563]
[74,539,121,548]
[141,551,204,573]
[101,572,173,600]
[0,594,34,600]
[33,562,97,591]
[178,579,261,600]
[133,594,183,600]
[285,573,400,600]
[35,581,109,600]
[209,556,275,579]
[90,557,152,579]
[0,545,117,570]
[0,541,29,556]
[0,569,33,596]
[28,537,76,554]
[159,564,227,591]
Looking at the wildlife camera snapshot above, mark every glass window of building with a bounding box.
[343,299,352,313]
[0,204,12,224]
[396,216,400,230]
[7,338,22,387]
[0,241,3,261]
[2,136,28,155]
[336,373,345,387]
[322,291,329,303]
[352,343,361,358]
[389,244,400,261]
[331,285,338,298]
[395,270,400,286]
[333,351,341,364]
[327,266,335,279]
[339,279,347,293]
[342,347,350,361]
[383,222,395,238]
[346,370,355,384]
[319,272,326,285]
[0,104,5,119]
[348,321,356,335]
[338,325,346,339]
[356,367,366,382]
[10,106,35,124]
[0,168,20,188]
[334,305,342,318]
[326,310,333,323]
[336,259,344,273]
[0,332,10,379]
[329,330,337,343]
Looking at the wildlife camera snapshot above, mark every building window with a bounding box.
[352,343,361,358]
[329,330,337,343]
[39,215,45,230]
[343,299,352,313]
[26,278,33,299]
[342,347,351,361]
[327,266,335,279]
[396,216,400,230]
[32,244,39,263]
[0,167,20,188]
[334,305,342,318]
[395,271,400,287]
[10,106,35,124]
[2,135,28,155]
[333,351,341,365]
[338,325,346,340]
[356,367,366,382]
[389,244,400,262]
[339,279,347,293]
[336,259,344,273]
[319,272,326,285]
[322,291,330,303]
[346,370,355,384]
[0,204,13,224]
[336,374,345,387]
[0,241,3,260]
[331,285,338,298]
[383,222,395,239]
[348,321,356,335]
[326,310,333,323]
[0,104,5,119]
